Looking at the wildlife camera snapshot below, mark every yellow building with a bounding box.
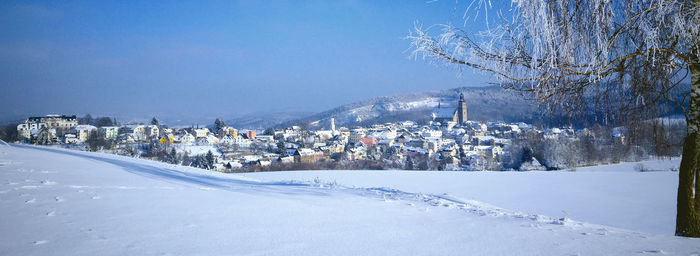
[219,126,238,138]
[159,134,174,144]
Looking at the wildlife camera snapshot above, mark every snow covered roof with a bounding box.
[431,107,457,119]
[473,136,495,141]
[357,138,377,145]
[73,125,97,131]
[295,148,316,156]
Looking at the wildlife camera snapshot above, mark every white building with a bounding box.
[180,133,195,144]
[193,128,210,138]
[99,126,119,140]
[17,123,47,140]
[72,125,98,142]
[145,125,159,138]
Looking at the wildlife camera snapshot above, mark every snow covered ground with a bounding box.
[0,144,698,255]
[242,158,682,236]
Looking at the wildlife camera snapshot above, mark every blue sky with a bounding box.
[0,0,492,123]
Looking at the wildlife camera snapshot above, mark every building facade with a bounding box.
[24,115,78,137]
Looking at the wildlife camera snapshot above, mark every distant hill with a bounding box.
[226,111,314,130]
[277,86,541,129]
[234,83,689,130]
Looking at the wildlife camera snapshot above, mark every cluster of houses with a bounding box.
[191,116,548,171]
[18,94,604,171]
[16,115,107,144]
[15,115,252,147]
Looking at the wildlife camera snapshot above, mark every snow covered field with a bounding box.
[1,144,698,255]
[241,158,682,236]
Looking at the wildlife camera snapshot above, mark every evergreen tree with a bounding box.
[94,117,114,127]
[79,114,93,125]
[277,140,286,155]
[404,155,414,170]
[169,148,177,164]
[214,118,226,132]
[0,123,19,143]
[151,117,160,127]
[205,150,215,169]
[181,151,190,166]
[87,132,106,152]
[520,147,534,164]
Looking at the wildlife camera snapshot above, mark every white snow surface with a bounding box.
[243,158,683,236]
[1,144,698,255]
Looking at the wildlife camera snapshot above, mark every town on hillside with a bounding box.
[6,94,684,172]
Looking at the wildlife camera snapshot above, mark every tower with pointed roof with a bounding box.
[431,93,468,124]
[457,93,467,123]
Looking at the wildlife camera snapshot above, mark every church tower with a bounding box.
[330,118,336,135]
[457,93,467,123]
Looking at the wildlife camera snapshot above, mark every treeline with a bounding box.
[115,142,216,170]
[507,119,685,170]
[227,160,385,173]
[0,123,19,142]
[78,114,118,127]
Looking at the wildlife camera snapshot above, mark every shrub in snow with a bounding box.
[634,163,648,172]
[519,157,546,171]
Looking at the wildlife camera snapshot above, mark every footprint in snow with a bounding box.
[25,198,36,204]
[33,240,48,245]
[41,180,56,185]
[639,250,666,254]
[46,211,56,217]
[91,196,100,200]
[55,196,64,202]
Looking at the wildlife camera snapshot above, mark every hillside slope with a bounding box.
[277,86,539,128]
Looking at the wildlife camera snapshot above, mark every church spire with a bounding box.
[458,92,467,123]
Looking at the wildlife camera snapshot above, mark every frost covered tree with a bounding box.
[408,0,700,237]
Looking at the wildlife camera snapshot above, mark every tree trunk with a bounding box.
[675,56,700,237]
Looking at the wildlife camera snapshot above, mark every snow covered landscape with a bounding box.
[2,0,700,254]
[1,143,698,255]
